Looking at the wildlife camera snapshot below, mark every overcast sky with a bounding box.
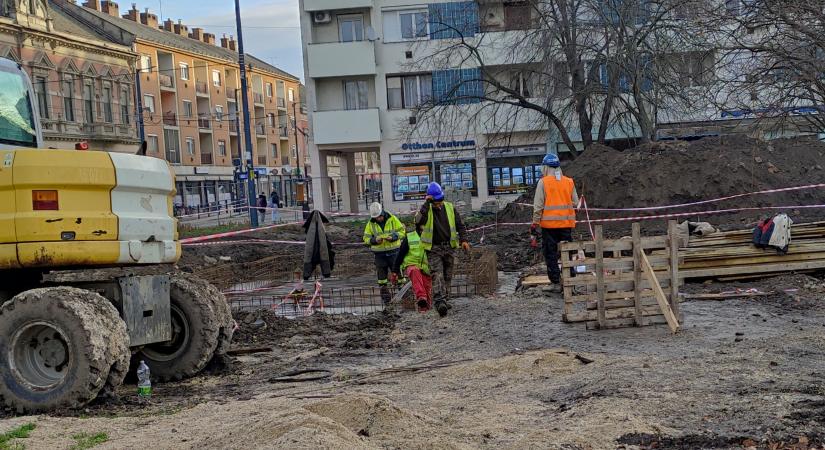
[156,0,304,80]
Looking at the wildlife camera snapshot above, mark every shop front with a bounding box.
[486,145,547,196]
[390,142,479,203]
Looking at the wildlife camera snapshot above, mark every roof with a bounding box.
[50,4,125,44]
[58,2,299,82]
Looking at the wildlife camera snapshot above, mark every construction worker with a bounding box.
[363,202,406,304]
[531,153,578,293]
[392,223,432,312]
[416,182,470,317]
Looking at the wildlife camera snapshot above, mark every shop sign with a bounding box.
[390,152,432,163]
[401,139,476,151]
[488,145,547,158]
[432,149,476,161]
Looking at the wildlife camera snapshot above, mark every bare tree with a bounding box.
[709,0,825,135]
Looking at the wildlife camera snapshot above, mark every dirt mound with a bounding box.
[232,309,400,352]
[499,136,825,225]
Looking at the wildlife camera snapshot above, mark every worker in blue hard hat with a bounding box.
[532,153,578,294]
[414,182,470,317]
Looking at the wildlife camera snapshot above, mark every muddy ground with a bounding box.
[2,272,825,449]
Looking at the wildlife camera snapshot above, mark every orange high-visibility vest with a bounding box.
[540,175,576,229]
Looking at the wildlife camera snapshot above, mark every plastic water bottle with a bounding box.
[137,360,151,398]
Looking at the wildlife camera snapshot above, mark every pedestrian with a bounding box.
[270,191,281,223]
[257,194,267,224]
[415,182,470,317]
[363,202,405,305]
[392,223,433,312]
[531,153,578,294]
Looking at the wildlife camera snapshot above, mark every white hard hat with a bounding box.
[369,202,383,219]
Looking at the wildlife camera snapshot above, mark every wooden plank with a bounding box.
[641,251,680,333]
[668,220,680,319]
[560,236,668,254]
[561,255,671,269]
[563,270,671,287]
[595,225,606,329]
[586,296,661,310]
[566,289,658,304]
[568,305,665,323]
[680,252,825,269]
[521,275,551,287]
[681,291,774,300]
[632,222,643,327]
[586,314,669,330]
[681,260,825,279]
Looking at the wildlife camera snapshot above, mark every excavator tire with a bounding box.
[0,287,130,413]
[136,274,221,381]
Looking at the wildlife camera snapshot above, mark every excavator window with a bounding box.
[0,69,37,148]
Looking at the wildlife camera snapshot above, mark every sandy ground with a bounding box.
[2,273,825,450]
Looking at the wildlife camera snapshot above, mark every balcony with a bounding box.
[277,97,286,108]
[281,155,291,166]
[279,126,289,138]
[162,113,177,127]
[304,0,372,11]
[196,81,209,96]
[229,121,238,133]
[313,108,380,146]
[255,123,265,136]
[166,148,181,165]
[198,117,211,130]
[307,41,376,78]
[253,93,264,104]
[201,152,214,165]
[159,74,174,90]
[257,155,267,166]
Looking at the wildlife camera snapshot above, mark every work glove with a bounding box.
[530,223,539,233]
[390,232,399,242]
[461,242,471,251]
[370,236,379,245]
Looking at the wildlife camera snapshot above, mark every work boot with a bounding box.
[417,298,430,312]
[435,300,449,317]
[550,283,563,294]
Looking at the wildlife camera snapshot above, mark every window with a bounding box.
[62,77,75,122]
[338,14,364,42]
[147,134,159,153]
[218,140,227,156]
[180,63,190,81]
[387,74,432,109]
[271,143,278,158]
[267,113,276,127]
[143,94,155,113]
[215,105,224,121]
[504,2,532,30]
[102,86,113,123]
[212,70,221,87]
[266,83,273,97]
[140,54,152,73]
[185,137,195,155]
[399,10,428,40]
[509,70,535,97]
[164,128,180,164]
[291,144,298,159]
[343,80,369,110]
[34,76,48,119]
[120,87,130,124]
[83,83,94,124]
[288,88,294,102]
[182,100,193,118]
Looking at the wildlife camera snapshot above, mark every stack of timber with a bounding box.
[560,222,682,332]
[680,221,825,280]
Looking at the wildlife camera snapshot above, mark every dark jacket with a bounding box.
[415,202,469,245]
[302,210,335,279]
[270,193,280,206]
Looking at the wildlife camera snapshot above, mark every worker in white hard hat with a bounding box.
[363,202,406,304]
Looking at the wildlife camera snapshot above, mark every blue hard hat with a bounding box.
[427,182,445,201]
[542,153,561,168]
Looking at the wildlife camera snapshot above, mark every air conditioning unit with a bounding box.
[313,11,332,24]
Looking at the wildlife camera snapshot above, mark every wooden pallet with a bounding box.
[560,222,682,332]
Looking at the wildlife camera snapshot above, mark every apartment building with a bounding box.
[60,1,306,210]
[1,0,138,152]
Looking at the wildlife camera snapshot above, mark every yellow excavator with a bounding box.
[0,59,232,412]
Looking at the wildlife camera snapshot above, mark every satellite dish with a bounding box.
[366,26,378,42]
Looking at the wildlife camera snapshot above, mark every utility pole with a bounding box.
[135,67,145,143]
[235,0,258,227]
